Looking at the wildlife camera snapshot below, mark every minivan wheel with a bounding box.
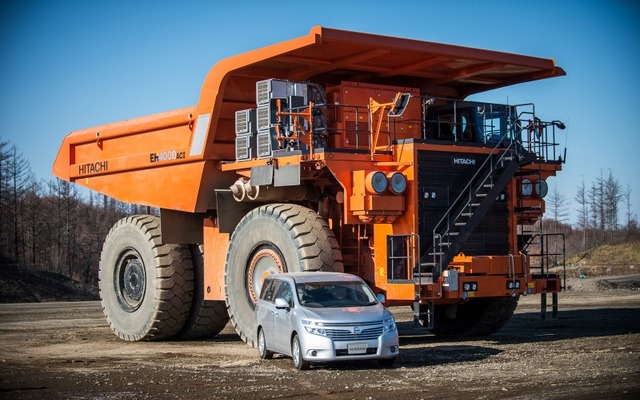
[292,334,310,370]
[257,328,273,360]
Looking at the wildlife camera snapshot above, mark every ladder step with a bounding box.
[470,202,481,207]
[476,193,488,197]
[455,222,466,226]
[419,263,436,267]
[428,252,444,256]
[448,232,460,236]
[483,184,494,188]
[461,212,472,217]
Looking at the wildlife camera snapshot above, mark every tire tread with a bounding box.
[99,215,194,341]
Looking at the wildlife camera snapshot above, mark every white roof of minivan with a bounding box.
[268,272,363,284]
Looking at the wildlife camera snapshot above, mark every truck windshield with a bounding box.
[426,102,513,145]
[296,281,378,308]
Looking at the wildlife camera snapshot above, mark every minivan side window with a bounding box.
[275,281,294,308]
[260,279,282,302]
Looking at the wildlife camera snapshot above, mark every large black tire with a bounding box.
[179,245,229,340]
[99,215,194,341]
[225,203,343,346]
[430,296,519,338]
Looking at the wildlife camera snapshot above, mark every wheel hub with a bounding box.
[115,251,146,312]
[247,247,284,303]
[123,259,145,302]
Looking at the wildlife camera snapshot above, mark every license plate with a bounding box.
[347,343,367,354]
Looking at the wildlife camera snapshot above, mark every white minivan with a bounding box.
[254,272,399,370]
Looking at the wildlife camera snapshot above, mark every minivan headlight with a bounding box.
[383,317,397,333]
[302,319,328,336]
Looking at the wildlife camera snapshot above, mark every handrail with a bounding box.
[428,132,519,275]
[522,233,566,290]
[431,129,516,238]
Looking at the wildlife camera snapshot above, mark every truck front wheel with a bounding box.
[99,215,194,341]
[225,203,343,346]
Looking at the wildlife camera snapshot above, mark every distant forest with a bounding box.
[0,138,149,286]
[1,137,638,286]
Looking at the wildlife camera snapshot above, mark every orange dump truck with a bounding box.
[54,27,566,344]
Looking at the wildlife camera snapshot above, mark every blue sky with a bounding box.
[1,0,639,224]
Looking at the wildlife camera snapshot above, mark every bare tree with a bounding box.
[575,177,589,251]
[45,178,80,274]
[622,184,637,239]
[589,172,605,244]
[546,184,569,233]
[603,169,622,240]
[23,177,45,267]
[2,145,32,263]
[0,138,10,258]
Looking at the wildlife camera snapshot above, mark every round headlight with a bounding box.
[521,178,533,196]
[365,171,388,194]
[535,179,548,198]
[387,172,407,195]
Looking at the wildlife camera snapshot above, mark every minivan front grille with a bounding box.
[326,326,384,341]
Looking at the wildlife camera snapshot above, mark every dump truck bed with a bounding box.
[53,26,564,212]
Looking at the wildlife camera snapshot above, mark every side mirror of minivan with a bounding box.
[376,294,386,304]
[274,298,290,309]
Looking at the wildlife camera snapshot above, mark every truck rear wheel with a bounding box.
[430,296,519,337]
[179,245,229,340]
[225,203,343,346]
[99,215,194,341]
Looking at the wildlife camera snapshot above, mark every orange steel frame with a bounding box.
[53,27,565,304]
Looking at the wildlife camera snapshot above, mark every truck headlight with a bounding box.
[366,171,388,194]
[507,281,521,290]
[521,178,533,196]
[463,282,478,291]
[535,179,548,198]
[387,172,407,195]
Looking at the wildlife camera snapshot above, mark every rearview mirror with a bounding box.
[388,93,411,117]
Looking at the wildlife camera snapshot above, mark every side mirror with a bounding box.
[388,93,411,117]
[274,298,290,309]
[376,293,386,304]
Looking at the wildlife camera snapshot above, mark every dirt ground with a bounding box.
[1,275,639,400]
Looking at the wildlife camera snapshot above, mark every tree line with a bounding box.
[0,138,147,286]
[544,169,638,258]
[1,137,638,287]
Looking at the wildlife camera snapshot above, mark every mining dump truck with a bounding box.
[53,27,566,344]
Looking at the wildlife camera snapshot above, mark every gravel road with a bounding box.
[1,276,639,400]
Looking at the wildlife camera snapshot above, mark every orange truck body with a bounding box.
[54,27,565,308]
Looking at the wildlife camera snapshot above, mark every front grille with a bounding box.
[326,326,384,341]
[323,321,380,327]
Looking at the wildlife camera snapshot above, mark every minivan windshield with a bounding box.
[295,281,378,308]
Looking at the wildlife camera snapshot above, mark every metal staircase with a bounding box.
[419,138,534,282]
